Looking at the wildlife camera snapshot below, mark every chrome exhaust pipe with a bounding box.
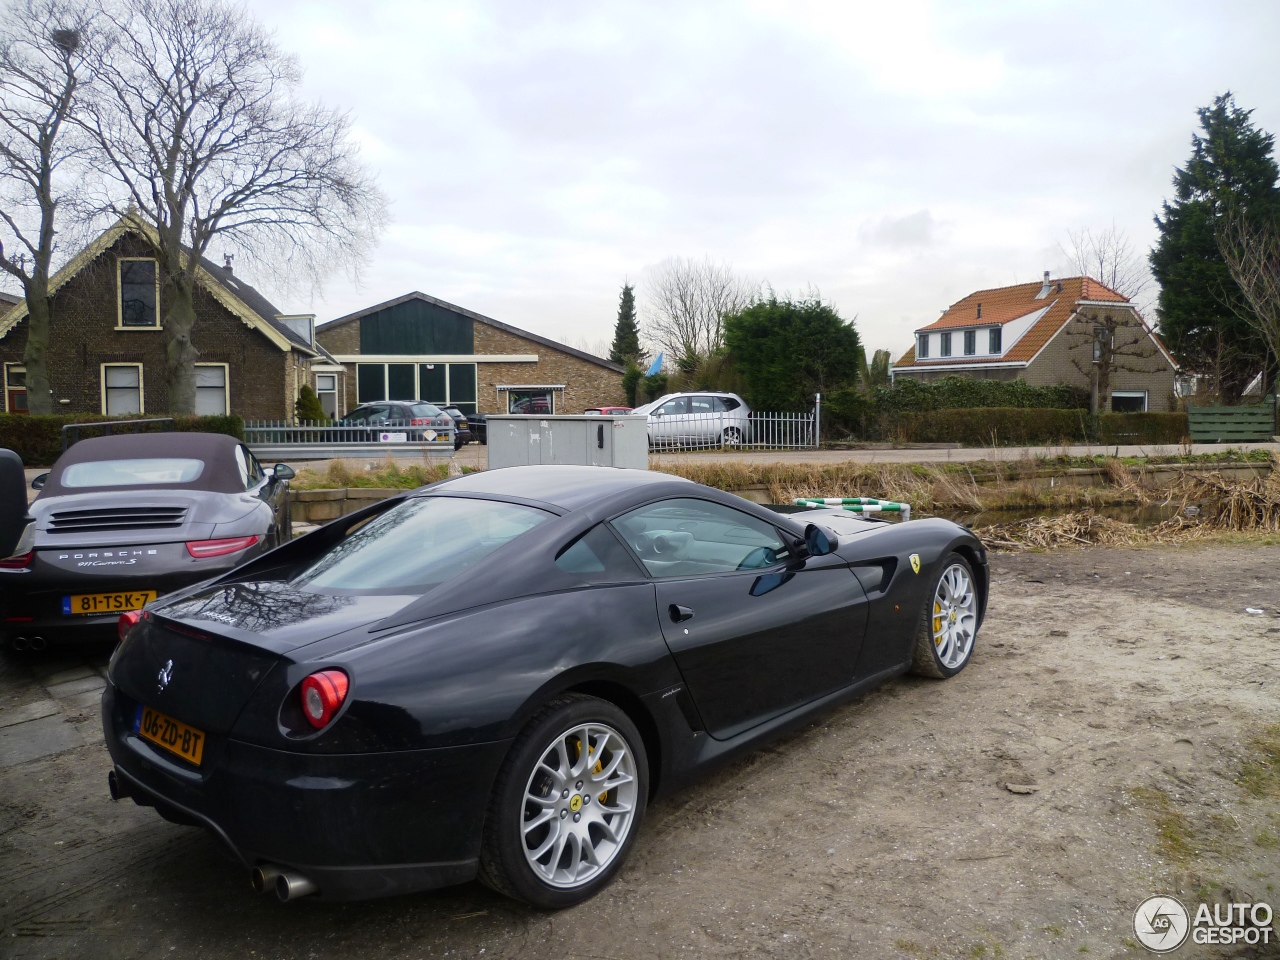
[11,636,28,651]
[28,636,46,651]
[275,869,318,902]
[108,770,130,801]
[251,864,283,894]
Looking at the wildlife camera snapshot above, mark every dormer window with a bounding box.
[917,335,929,359]
[118,258,160,328]
[989,327,1002,353]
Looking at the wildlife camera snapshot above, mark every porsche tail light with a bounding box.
[118,610,142,642]
[300,669,349,729]
[0,551,33,570]
[186,535,261,559]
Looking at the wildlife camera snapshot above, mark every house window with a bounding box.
[194,363,229,415]
[989,327,1002,354]
[917,335,929,359]
[940,332,952,357]
[4,364,27,413]
[316,374,338,419]
[507,389,554,414]
[356,361,478,412]
[1110,391,1147,413]
[963,330,976,356]
[102,363,143,415]
[118,258,159,328]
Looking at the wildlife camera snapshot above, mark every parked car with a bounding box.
[465,411,487,445]
[441,406,473,449]
[100,464,987,907]
[338,402,453,443]
[509,396,552,415]
[0,432,293,649]
[583,406,634,415]
[633,392,751,448]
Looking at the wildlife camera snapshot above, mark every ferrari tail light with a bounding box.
[300,669,349,729]
[0,551,33,570]
[118,610,142,642]
[186,535,260,559]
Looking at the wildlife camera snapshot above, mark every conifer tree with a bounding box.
[608,283,644,366]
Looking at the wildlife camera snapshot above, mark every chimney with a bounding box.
[223,253,234,275]
[976,303,982,319]
[1036,270,1053,299]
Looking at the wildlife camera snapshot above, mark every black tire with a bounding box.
[478,694,648,908]
[910,552,979,679]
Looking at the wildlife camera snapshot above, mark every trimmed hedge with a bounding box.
[869,376,1090,412]
[1096,412,1188,445]
[0,413,245,466]
[885,408,1094,445]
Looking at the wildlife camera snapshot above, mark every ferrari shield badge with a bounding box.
[909,554,921,574]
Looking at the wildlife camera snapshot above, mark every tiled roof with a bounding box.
[895,276,1129,368]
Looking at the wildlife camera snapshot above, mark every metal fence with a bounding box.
[244,419,456,460]
[647,405,820,452]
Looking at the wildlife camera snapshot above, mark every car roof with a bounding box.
[429,465,692,511]
[44,431,246,495]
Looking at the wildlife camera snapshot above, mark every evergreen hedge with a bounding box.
[868,376,1090,412]
[0,413,245,466]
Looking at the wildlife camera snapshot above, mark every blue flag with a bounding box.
[645,352,664,376]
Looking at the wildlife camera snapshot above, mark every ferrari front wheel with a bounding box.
[478,695,648,908]
[910,552,979,678]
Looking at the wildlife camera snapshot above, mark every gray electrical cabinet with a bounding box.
[486,415,649,470]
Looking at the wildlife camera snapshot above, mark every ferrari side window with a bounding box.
[555,525,644,583]
[611,498,787,578]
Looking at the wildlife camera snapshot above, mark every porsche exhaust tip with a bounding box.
[250,864,282,894]
[274,869,318,902]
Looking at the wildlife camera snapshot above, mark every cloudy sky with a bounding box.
[240,0,1280,359]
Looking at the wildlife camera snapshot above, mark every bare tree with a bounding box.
[643,256,756,369]
[1217,207,1280,395]
[1059,224,1153,308]
[82,0,388,413]
[1065,308,1170,414]
[0,0,101,414]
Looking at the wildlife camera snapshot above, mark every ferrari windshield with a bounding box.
[292,496,551,593]
[60,458,205,487]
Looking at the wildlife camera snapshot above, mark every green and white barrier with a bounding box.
[794,496,912,521]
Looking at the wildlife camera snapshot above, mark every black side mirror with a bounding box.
[0,449,33,559]
[273,464,295,481]
[804,523,839,557]
[31,472,49,490]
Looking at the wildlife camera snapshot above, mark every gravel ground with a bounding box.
[2,543,1279,960]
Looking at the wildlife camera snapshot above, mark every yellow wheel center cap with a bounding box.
[570,795,583,812]
[949,609,957,624]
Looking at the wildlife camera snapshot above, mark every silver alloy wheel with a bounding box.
[931,562,977,669]
[520,721,638,889]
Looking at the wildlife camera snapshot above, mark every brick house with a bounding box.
[892,274,1179,411]
[0,214,343,418]
[315,291,626,417]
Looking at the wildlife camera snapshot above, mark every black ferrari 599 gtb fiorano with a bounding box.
[98,464,988,908]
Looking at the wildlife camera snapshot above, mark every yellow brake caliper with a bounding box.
[933,601,943,644]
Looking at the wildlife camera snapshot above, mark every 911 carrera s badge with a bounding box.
[157,659,174,693]
[909,554,921,574]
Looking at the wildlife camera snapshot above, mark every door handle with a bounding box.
[669,604,694,623]
[597,424,605,449]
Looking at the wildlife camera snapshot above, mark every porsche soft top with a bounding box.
[40,432,248,497]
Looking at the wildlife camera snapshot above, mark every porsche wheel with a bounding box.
[910,553,978,678]
[479,695,647,908]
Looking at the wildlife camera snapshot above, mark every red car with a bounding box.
[583,406,634,415]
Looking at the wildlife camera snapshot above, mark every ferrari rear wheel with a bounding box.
[478,694,648,908]
[910,552,979,678]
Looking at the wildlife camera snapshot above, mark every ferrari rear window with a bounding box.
[60,458,205,487]
[292,496,551,593]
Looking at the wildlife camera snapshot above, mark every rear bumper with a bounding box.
[102,682,512,900]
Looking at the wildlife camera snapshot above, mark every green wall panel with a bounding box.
[357,364,385,403]
[359,299,474,355]
[419,364,447,403]
[388,364,416,400]
[449,364,477,404]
